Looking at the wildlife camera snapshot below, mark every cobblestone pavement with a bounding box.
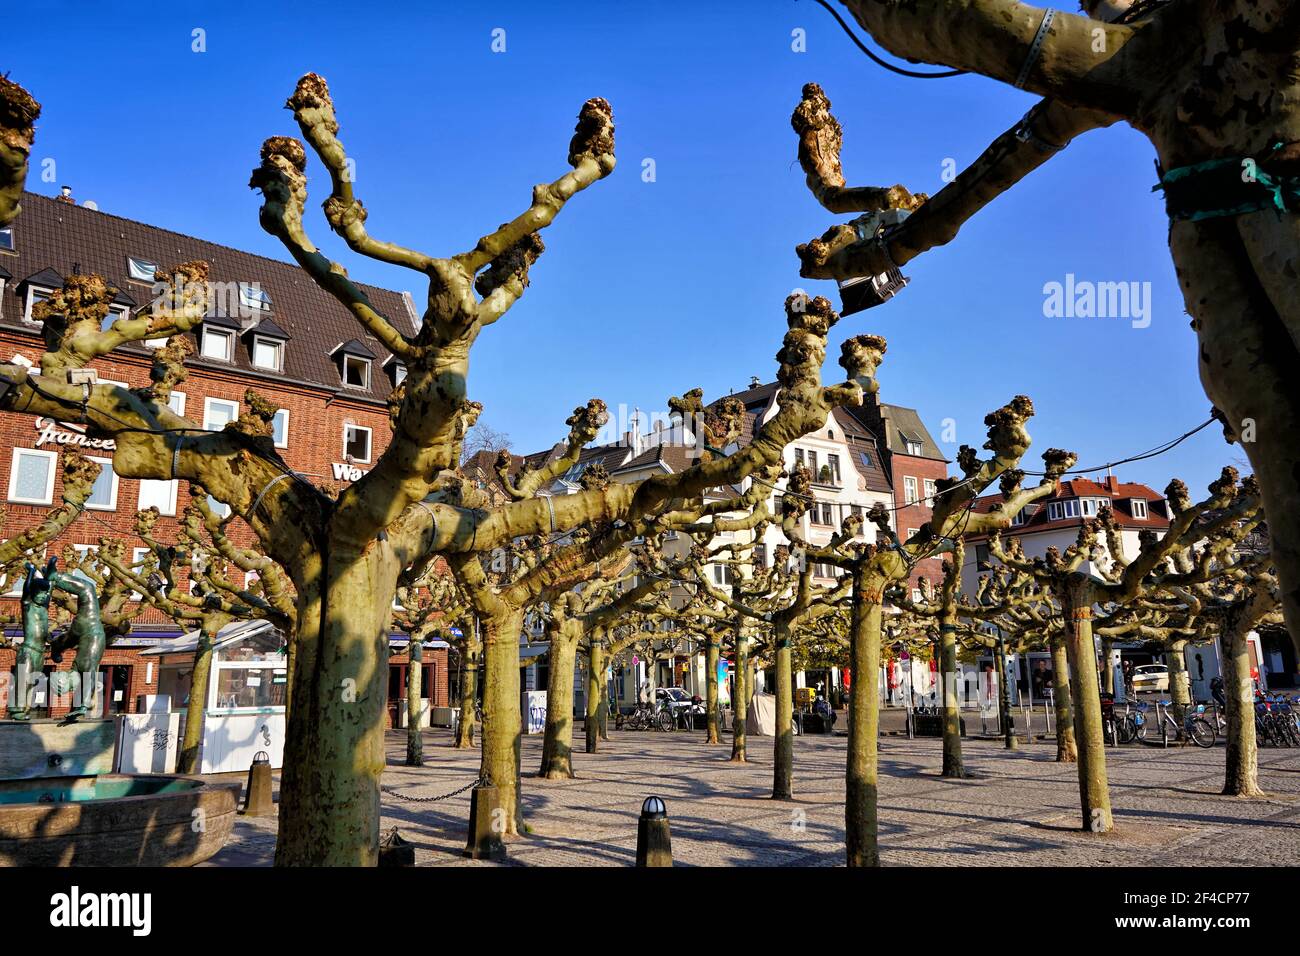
[206,724,1300,867]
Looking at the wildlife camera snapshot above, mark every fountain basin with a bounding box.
[0,773,240,866]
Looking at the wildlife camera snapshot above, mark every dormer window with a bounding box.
[384,354,406,386]
[331,339,377,390]
[201,326,234,361]
[344,355,370,388]
[126,256,158,282]
[1131,498,1148,519]
[0,227,13,251]
[251,335,283,371]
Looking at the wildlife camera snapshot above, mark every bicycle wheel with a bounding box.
[1187,717,1215,748]
[1133,711,1148,742]
[1117,715,1136,745]
[657,711,674,733]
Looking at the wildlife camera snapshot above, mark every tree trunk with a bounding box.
[176,623,216,775]
[1064,595,1112,832]
[730,624,749,763]
[845,576,882,867]
[405,638,423,767]
[585,642,604,754]
[772,618,794,800]
[276,545,397,866]
[1100,637,1115,696]
[995,639,1017,750]
[455,643,478,749]
[705,633,721,744]
[539,620,579,779]
[938,623,965,778]
[1221,621,1263,797]
[1050,633,1077,763]
[1166,638,1191,725]
[480,605,525,834]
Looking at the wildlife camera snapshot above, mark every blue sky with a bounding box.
[3,0,1235,495]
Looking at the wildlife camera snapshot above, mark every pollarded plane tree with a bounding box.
[889,536,1059,773]
[961,562,1080,761]
[534,548,679,780]
[987,467,1262,831]
[1,74,886,864]
[392,563,468,767]
[791,395,1077,866]
[98,502,294,774]
[1084,491,1274,794]
[690,531,851,796]
[792,0,1300,651]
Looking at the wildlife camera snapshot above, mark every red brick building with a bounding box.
[0,190,448,720]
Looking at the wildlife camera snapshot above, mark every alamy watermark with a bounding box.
[1043,273,1152,329]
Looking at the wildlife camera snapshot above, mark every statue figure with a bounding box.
[7,557,56,720]
[8,557,108,721]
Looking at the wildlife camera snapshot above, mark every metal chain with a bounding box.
[379,773,486,804]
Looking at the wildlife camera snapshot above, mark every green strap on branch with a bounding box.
[1155,143,1300,222]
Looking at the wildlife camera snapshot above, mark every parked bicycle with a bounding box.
[1255,693,1300,747]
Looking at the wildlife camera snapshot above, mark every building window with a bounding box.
[807,450,818,477]
[167,391,187,417]
[393,363,407,386]
[272,409,289,448]
[23,287,51,325]
[130,547,152,600]
[1131,498,1148,519]
[86,456,119,511]
[8,448,58,504]
[207,495,230,519]
[127,257,158,282]
[0,226,13,251]
[137,478,178,516]
[859,451,873,469]
[753,543,767,568]
[794,448,805,468]
[70,544,99,583]
[343,355,371,389]
[344,424,372,463]
[923,478,937,502]
[821,502,834,526]
[906,440,923,456]
[201,327,234,361]
[975,543,991,569]
[904,477,918,505]
[204,397,239,431]
[251,336,283,371]
[713,564,735,586]
[1011,506,1028,526]
[827,454,841,484]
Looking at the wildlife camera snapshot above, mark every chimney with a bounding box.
[1105,475,1119,493]
[56,185,75,204]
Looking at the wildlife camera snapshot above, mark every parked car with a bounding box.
[1131,663,1170,693]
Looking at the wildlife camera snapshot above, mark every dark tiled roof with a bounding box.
[247,317,290,340]
[877,404,945,461]
[2,192,417,401]
[830,406,893,494]
[332,338,377,360]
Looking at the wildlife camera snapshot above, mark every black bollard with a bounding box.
[240,751,274,816]
[635,796,672,867]
[463,783,508,861]
[379,828,415,867]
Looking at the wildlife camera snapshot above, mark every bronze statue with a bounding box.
[8,557,108,721]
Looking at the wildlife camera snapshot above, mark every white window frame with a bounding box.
[342,355,371,389]
[1048,502,1061,521]
[904,476,918,505]
[905,440,924,456]
[272,409,290,449]
[167,391,187,417]
[923,478,937,502]
[393,363,407,385]
[0,226,13,251]
[71,544,99,583]
[7,447,58,505]
[343,424,372,464]
[1131,498,1148,519]
[203,397,239,432]
[201,326,234,362]
[22,286,53,325]
[130,547,152,600]
[251,335,284,372]
[85,455,120,511]
[137,478,179,516]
